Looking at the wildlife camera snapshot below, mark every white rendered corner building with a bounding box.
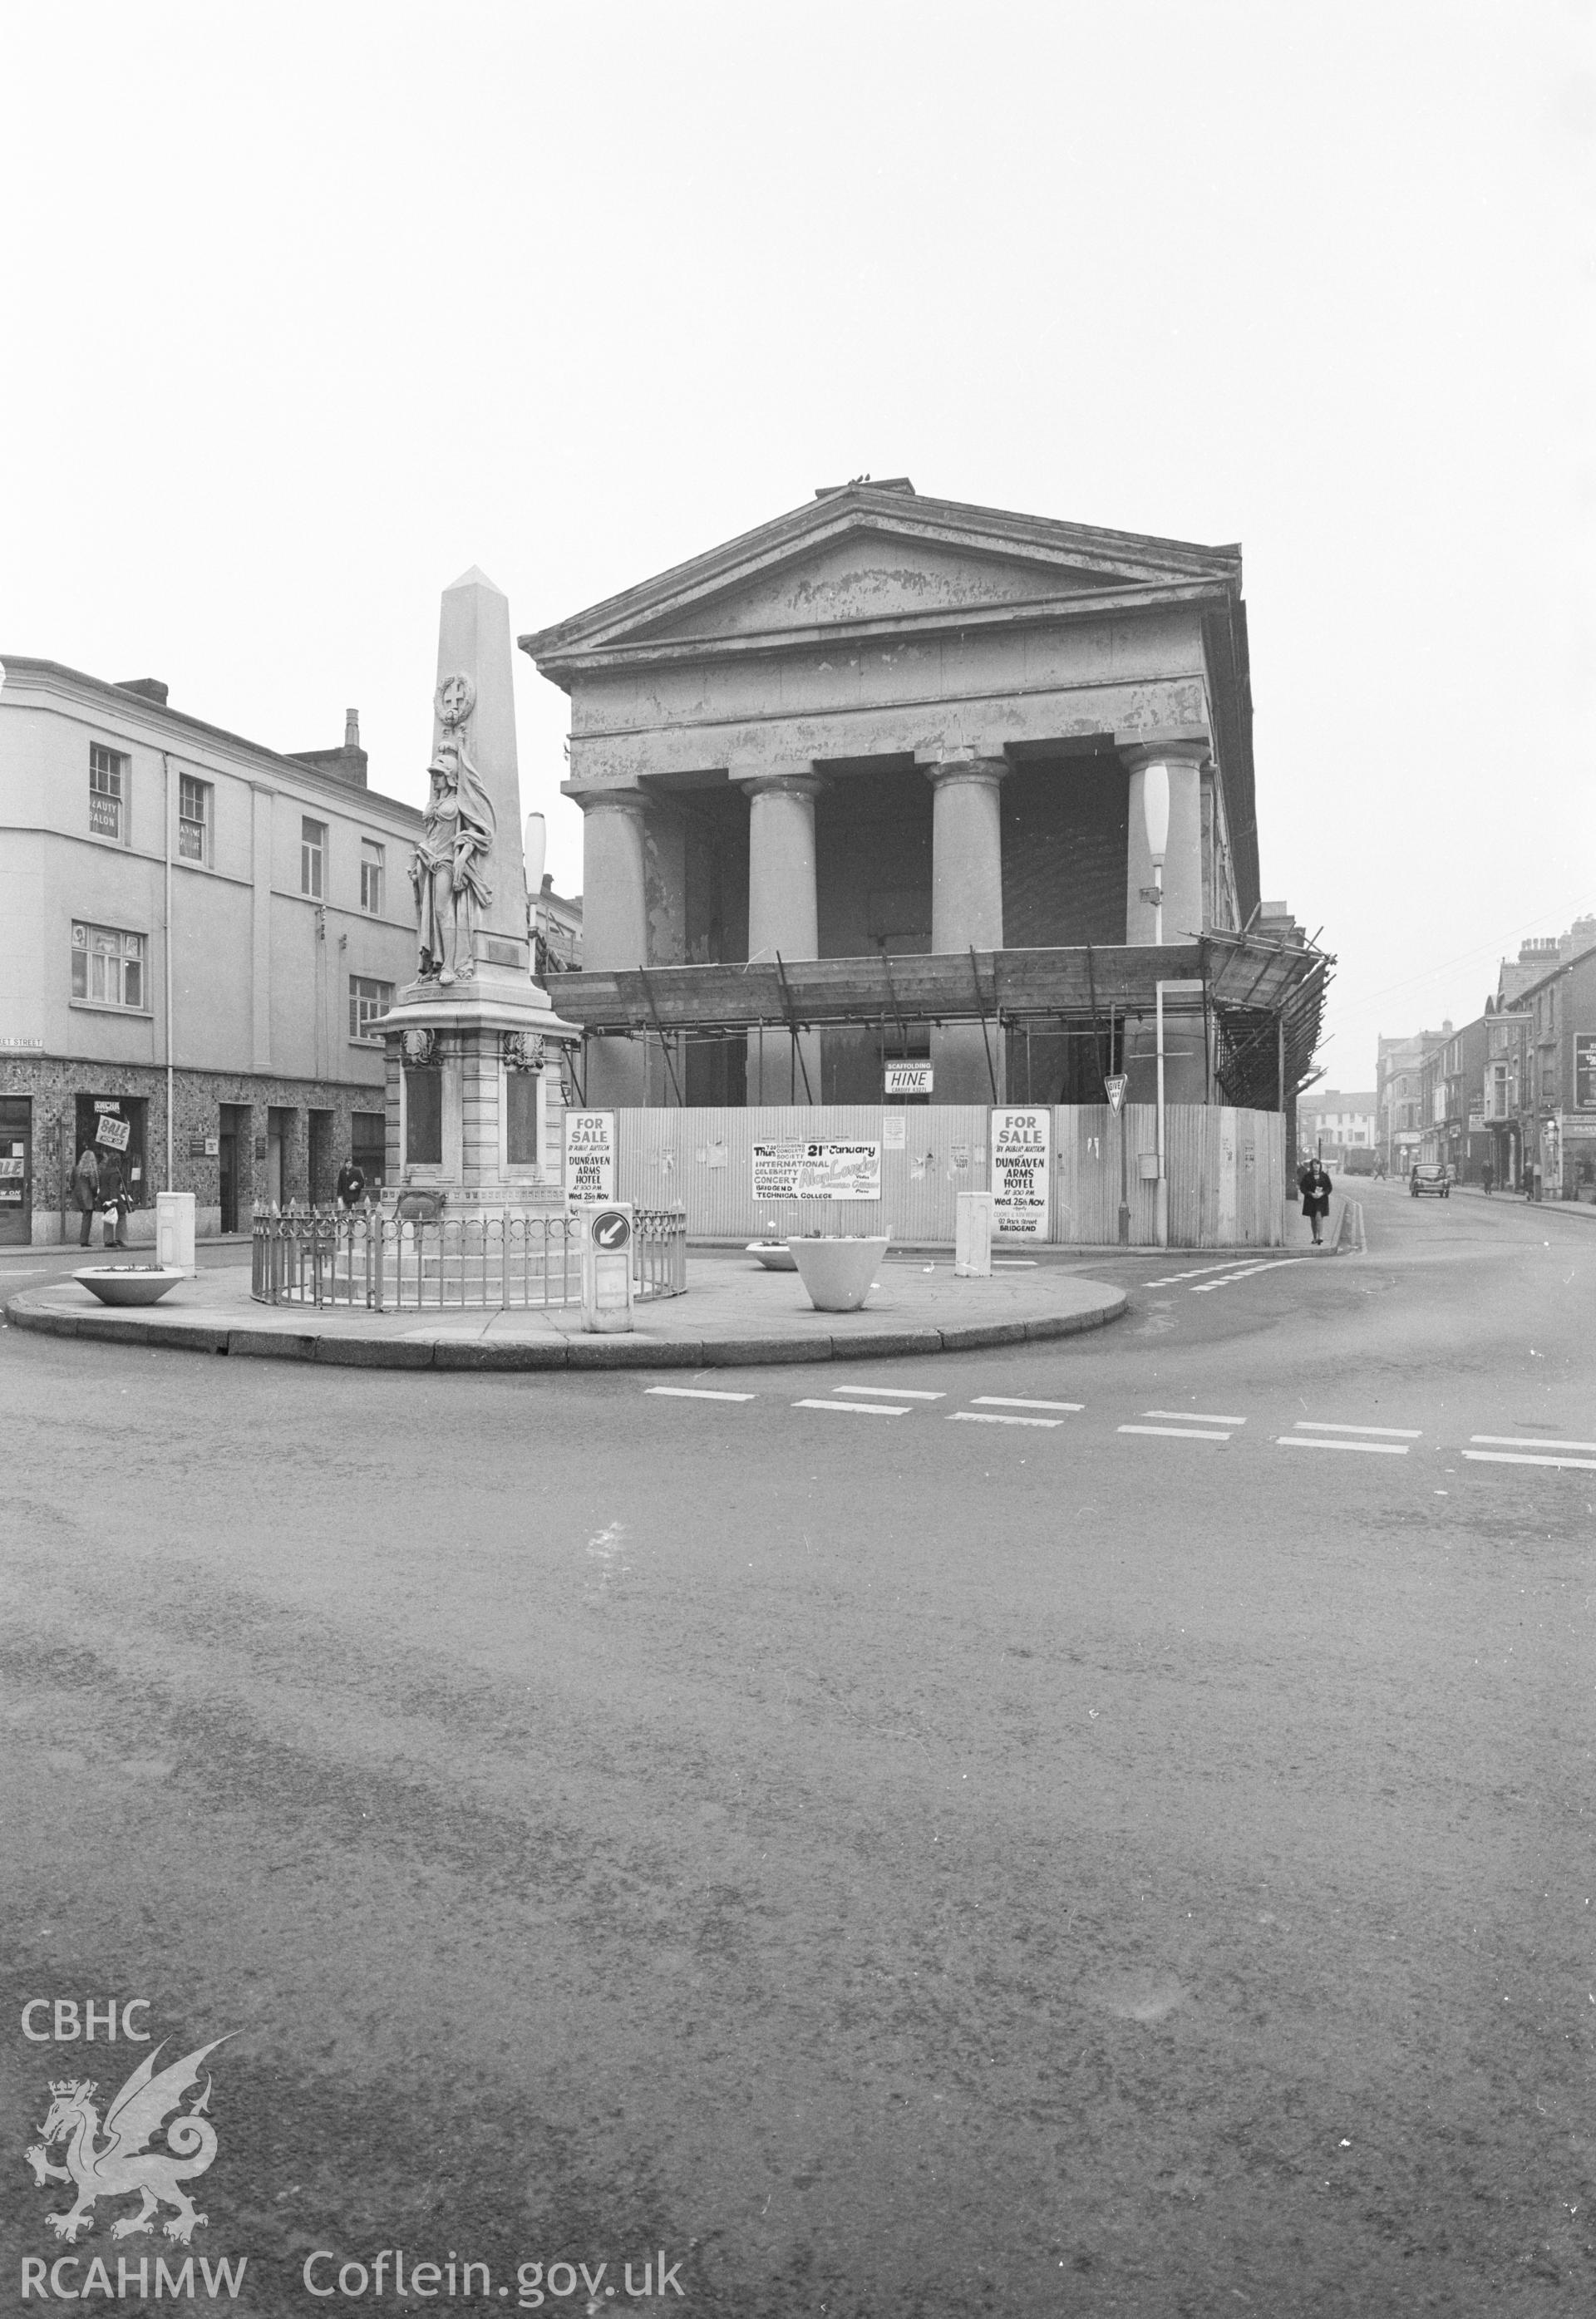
[0,657,426,1245]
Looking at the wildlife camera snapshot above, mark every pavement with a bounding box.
[1451,1179,1596,1218]
[4,1246,1130,1368]
[3,1180,1592,2313]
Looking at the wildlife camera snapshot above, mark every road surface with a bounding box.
[2,1185,1590,2314]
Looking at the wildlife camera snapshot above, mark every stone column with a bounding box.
[579,792,651,1107]
[743,771,824,1105]
[1124,741,1208,946]
[433,566,533,972]
[924,753,1007,1105]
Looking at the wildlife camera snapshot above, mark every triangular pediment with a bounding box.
[520,485,1241,668]
[632,529,1114,643]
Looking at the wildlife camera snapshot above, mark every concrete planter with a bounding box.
[74,1266,185,1307]
[746,1242,799,1272]
[787,1236,888,1312]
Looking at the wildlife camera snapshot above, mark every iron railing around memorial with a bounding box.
[249,1203,687,1311]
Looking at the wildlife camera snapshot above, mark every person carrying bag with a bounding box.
[99,1148,131,1248]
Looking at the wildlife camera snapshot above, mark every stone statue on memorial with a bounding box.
[410,675,495,984]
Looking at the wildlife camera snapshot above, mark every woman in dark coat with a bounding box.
[1299,1156,1332,1246]
[71,1143,100,1248]
[99,1149,131,1248]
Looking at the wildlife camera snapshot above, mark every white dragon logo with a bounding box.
[25,2037,229,2245]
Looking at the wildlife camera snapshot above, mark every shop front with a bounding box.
[1560,1117,1596,1201]
[0,1094,32,1246]
[1489,1119,1520,1190]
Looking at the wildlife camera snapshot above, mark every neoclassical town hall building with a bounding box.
[520,479,1317,1120]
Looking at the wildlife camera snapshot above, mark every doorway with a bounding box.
[75,1095,147,1219]
[219,1129,239,1233]
[218,1102,250,1233]
[0,1095,31,1247]
[351,1109,386,1194]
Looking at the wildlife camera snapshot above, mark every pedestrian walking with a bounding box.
[335,1156,366,1212]
[1481,1160,1495,1195]
[1298,1155,1333,1247]
[71,1142,100,1248]
[100,1149,130,1248]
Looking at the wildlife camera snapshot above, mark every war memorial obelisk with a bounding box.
[377,568,577,1214]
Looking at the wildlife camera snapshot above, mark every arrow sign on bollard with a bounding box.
[591,1208,633,1251]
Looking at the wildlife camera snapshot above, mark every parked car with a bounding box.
[1411,1163,1450,1199]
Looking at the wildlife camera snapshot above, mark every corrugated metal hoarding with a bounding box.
[607,1105,1284,1248]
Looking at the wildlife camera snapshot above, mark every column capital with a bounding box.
[919,749,1009,791]
[1120,735,1211,775]
[569,785,652,820]
[736,767,826,805]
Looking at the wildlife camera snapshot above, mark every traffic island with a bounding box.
[3,1249,1126,1372]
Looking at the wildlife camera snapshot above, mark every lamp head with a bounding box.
[1141,761,1170,866]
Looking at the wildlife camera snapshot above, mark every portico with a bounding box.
[522,480,1268,1112]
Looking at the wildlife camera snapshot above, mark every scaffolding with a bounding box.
[552,934,1332,1113]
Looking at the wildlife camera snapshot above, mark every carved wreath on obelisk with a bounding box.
[410,673,496,986]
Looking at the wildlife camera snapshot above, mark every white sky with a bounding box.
[4,2,1590,1087]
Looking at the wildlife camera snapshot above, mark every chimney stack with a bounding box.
[288,708,369,790]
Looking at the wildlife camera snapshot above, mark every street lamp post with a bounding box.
[1141,762,1170,948]
[162,753,174,1193]
[1141,767,1174,1246]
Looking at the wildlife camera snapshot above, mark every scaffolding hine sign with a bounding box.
[990,1108,1050,1237]
[884,1061,933,1097]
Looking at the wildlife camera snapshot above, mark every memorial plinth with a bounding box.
[377,567,578,1219]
